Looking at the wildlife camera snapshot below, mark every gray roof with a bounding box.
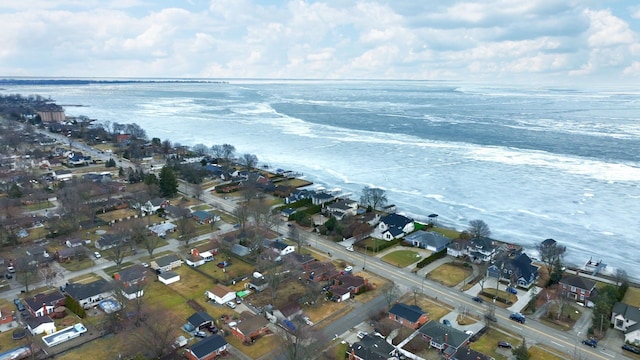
[159,271,179,280]
[613,302,640,323]
[389,303,426,323]
[187,311,215,327]
[405,230,451,249]
[349,334,395,360]
[418,321,469,349]
[380,213,412,228]
[155,254,181,268]
[559,274,596,291]
[65,279,112,300]
[189,334,227,358]
[231,244,251,256]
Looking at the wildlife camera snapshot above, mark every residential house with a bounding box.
[280,207,297,219]
[26,316,56,335]
[283,252,315,268]
[148,222,176,237]
[304,261,340,282]
[187,311,216,331]
[558,275,597,307]
[0,307,14,326]
[24,290,65,317]
[347,334,398,360]
[271,301,302,321]
[95,233,125,251]
[192,210,219,224]
[158,271,180,285]
[186,243,218,267]
[206,284,236,304]
[67,151,90,166]
[487,252,539,289]
[325,199,358,220]
[452,346,494,360]
[418,321,470,359]
[230,312,270,343]
[65,238,85,248]
[611,302,640,345]
[164,205,191,219]
[467,237,497,263]
[231,244,251,257]
[271,240,296,256]
[447,240,470,258]
[329,273,368,302]
[311,191,335,206]
[248,275,269,292]
[64,279,113,309]
[141,198,168,215]
[56,246,87,263]
[121,285,145,300]
[151,254,183,273]
[388,303,429,329]
[284,189,313,204]
[185,252,206,267]
[114,264,148,287]
[185,334,228,360]
[53,169,73,181]
[375,213,414,241]
[25,244,50,259]
[405,230,451,252]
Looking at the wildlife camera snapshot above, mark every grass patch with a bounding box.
[190,204,213,211]
[97,208,137,222]
[22,201,55,211]
[529,345,566,360]
[58,258,95,272]
[623,286,640,307]
[470,328,521,360]
[427,263,472,287]
[481,288,517,307]
[540,303,582,330]
[431,226,461,239]
[381,250,422,267]
[102,262,134,277]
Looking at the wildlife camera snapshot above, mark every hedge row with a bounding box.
[415,249,447,269]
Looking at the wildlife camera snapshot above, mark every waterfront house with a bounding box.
[611,302,640,345]
[467,237,496,263]
[375,213,414,241]
[405,230,451,252]
[388,303,429,329]
[311,191,335,206]
[558,274,597,307]
[487,252,539,289]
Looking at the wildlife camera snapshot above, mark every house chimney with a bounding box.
[444,333,448,344]
[114,273,121,281]
[42,303,48,316]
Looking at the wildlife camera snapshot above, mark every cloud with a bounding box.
[0,0,638,84]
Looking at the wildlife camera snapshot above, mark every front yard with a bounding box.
[427,262,472,287]
[470,328,521,360]
[381,250,422,267]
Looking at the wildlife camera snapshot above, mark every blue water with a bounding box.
[3,80,639,278]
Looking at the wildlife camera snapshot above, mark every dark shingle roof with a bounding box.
[65,279,112,300]
[613,302,640,323]
[380,213,412,228]
[189,334,227,359]
[418,321,469,348]
[155,254,181,268]
[559,275,596,291]
[453,346,493,360]
[24,291,65,311]
[349,334,395,360]
[389,303,426,323]
[187,311,215,327]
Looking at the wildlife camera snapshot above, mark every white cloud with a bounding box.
[0,0,638,84]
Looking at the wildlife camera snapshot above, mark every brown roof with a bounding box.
[236,314,269,336]
[209,284,234,298]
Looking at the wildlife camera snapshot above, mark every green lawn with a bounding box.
[431,226,461,239]
[381,250,422,267]
[470,328,521,360]
[623,286,640,307]
[427,263,472,287]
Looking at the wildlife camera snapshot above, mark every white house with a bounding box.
[271,240,296,256]
[612,302,640,345]
[148,222,176,237]
[64,279,114,309]
[26,316,56,335]
[205,284,236,304]
[374,213,414,241]
[158,271,181,285]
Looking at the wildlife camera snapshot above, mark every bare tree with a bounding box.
[477,262,490,293]
[615,268,629,287]
[288,224,303,252]
[175,213,196,247]
[14,256,38,293]
[105,230,129,270]
[192,182,203,200]
[233,202,250,235]
[468,220,491,239]
[360,186,388,211]
[536,239,566,283]
[277,322,323,360]
[129,309,180,358]
[382,283,401,308]
[241,153,258,171]
[191,143,210,156]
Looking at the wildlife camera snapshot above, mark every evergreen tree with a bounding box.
[158,166,178,197]
[512,338,530,360]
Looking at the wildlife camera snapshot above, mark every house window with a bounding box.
[579,294,584,301]
[570,286,576,292]
[616,319,624,328]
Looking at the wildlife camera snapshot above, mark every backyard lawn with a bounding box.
[623,286,640,307]
[427,263,472,287]
[470,328,521,360]
[431,226,461,239]
[381,250,422,267]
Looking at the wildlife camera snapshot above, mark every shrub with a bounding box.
[415,249,447,268]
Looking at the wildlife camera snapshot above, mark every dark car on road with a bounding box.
[472,296,483,303]
[509,313,525,324]
[582,338,598,348]
[498,341,512,349]
[622,344,640,354]
[13,298,25,312]
[506,287,518,294]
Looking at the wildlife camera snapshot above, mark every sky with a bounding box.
[1,0,639,85]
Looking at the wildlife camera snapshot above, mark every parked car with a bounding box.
[194,330,207,338]
[622,344,640,354]
[472,296,483,303]
[5,273,12,279]
[357,331,367,339]
[13,298,25,312]
[226,301,237,309]
[582,338,598,348]
[346,246,354,252]
[509,312,525,324]
[93,251,101,259]
[498,341,512,348]
[506,287,518,294]
[141,262,149,268]
[235,297,242,304]
[442,319,452,327]
[344,265,353,273]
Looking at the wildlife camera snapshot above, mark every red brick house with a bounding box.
[230,312,270,344]
[0,307,14,325]
[559,274,597,306]
[304,261,340,282]
[388,303,429,329]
